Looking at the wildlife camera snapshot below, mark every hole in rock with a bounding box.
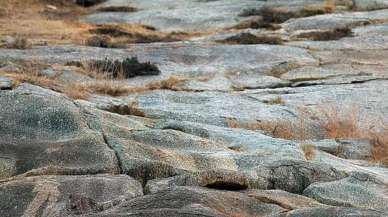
[205,181,248,191]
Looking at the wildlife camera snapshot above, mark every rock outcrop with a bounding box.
[1,0,388,216]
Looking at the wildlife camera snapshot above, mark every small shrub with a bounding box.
[85,35,113,48]
[219,33,283,45]
[1,36,32,49]
[90,25,132,37]
[88,57,160,79]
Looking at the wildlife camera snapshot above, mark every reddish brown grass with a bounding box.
[319,105,361,139]
[227,104,387,165]
[318,105,388,165]
[226,118,296,140]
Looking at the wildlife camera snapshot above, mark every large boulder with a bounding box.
[303,172,388,211]
[88,186,286,217]
[0,175,143,217]
[0,86,119,178]
[257,160,347,194]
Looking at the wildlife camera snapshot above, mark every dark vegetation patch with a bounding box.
[85,35,113,48]
[86,24,186,47]
[97,6,138,12]
[295,27,353,41]
[232,17,281,30]
[75,0,107,7]
[238,5,335,29]
[218,33,283,45]
[205,181,248,191]
[89,57,160,79]
[0,36,31,49]
[89,25,141,37]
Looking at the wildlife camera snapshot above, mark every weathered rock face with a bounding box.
[81,0,266,32]
[304,172,388,212]
[2,0,388,216]
[0,87,119,178]
[258,160,347,194]
[0,175,142,217]
[0,76,12,90]
[89,186,287,217]
[273,207,388,217]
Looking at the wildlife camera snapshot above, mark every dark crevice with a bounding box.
[102,132,123,174]
[75,102,124,175]
[205,181,248,191]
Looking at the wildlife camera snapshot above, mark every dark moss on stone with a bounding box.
[219,33,283,45]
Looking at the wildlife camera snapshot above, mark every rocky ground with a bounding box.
[1,0,388,216]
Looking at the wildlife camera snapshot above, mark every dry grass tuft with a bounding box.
[226,118,296,140]
[61,82,91,100]
[86,80,145,96]
[370,133,388,165]
[318,105,388,165]
[226,103,387,165]
[0,0,92,45]
[0,1,197,46]
[0,61,54,88]
[319,105,361,139]
[147,76,186,90]
[300,143,316,160]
